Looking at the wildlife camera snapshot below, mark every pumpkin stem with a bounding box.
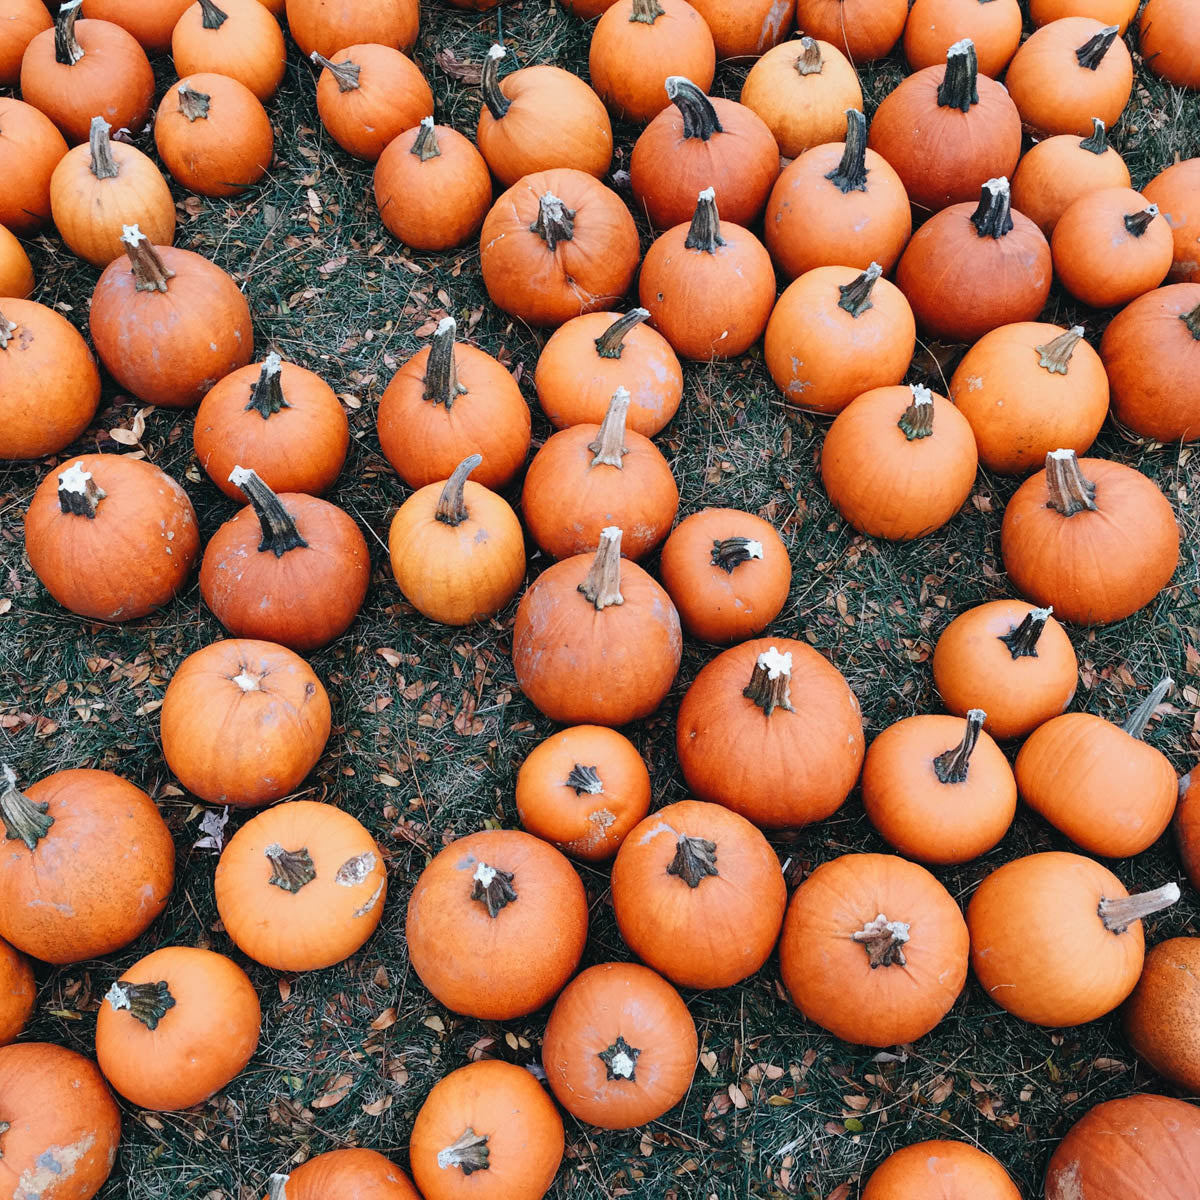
[411,116,441,161]
[1124,205,1159,237]
[665,76,723,141]
[424,317,468,409]
[1036,326,1084,375]
[825,109,869,194]
[245,353,289,419]
[711,536,764,574]
[177,82,211,122]
[1076,24,1119,70]
[0,764,54,851]
[794,36,823,75]
[588,388,631,468]
[470,862,517,917]
[668,834,718,888]
[1080,117,1109,154]
[266,1176,289,1200]
[1122,675,1173,739]
[87,116,119,181]
[564,764,603,794]
[1098,881,1181,934]
[53,0,83,66]
[437,1128,490,1175]
[743,646,795,717]
[57,460,106,518]
[265,844,316,893]
[852,913,910,967]
[1182,302,1200,340]
[481,44,512,120]
[531,192,576,251]
[971,177,1014,239]
[999,607,1053,659]
[197,0,228,29]
[599,1035,642,1080]
[435,454,482,527]
[121,224,176,293]
[630,0,665,21]
[1044,448,1097,518]
[105,979,177,1030]
[310,50,360,92]
[937,39,979,113]
[897,384,935,440]
[578,527,625,610]
[229,466,309,557]
[684,187,726,253]
[594,308,650,359]
[0,309,15,350]
[838,262,882,318]
[932,709,986,784]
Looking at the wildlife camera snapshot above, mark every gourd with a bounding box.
[80,0,191,50]
[1124,937,1200,1092]
[903,0,1023,76]
[1144,157,1200,285]
[0,98,68,234]
[689,0,793,58]
[0,0,51,84]
[793,0,908,62]
[0,936,34,1046]
[172,0,285,102]
[267,1151,420,1200]
[0,225,34,299]
[862,1142,1022,1200]
[1140,0,1200,90]
[285,0,418,59]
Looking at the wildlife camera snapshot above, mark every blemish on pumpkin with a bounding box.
[17,1132,96,1197]
[353,880,384,918]
[335,852,377,885]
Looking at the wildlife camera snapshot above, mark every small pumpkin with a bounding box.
[0,0,51,85]
[95,947,260,1111]
[904,0,1023,76]
[214,799,387,971]
[779,853,969,1046]
[862,1141,1022,1200]
[172,0,285,101]
[80,0,191,51]
[1180,768,1200,890]
[1124,937,1200,1092]
[0,97,68,234]
[160,638,332,809]
[515,725,651,861]
[0,937,35,1047]
[1143,157,1200,285]
[0,226,34,299]
[1140,0,1200,90]
[406,828,588,1020]
[793,0,907,62]
[966,851,1180,1025]
[284,0,418,59]
[266,1151,420,1200]
[1031,0,1138,33]
[689,0,793,58]
[542,963,697,1130]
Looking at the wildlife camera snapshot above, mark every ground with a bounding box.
[1,2,1199,1198]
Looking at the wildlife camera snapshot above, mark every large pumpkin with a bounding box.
[1143,157,1200,285]
[0,937,34,1047]
[861,1141,1022,1200]
[1140,0,1200,90]
[172,0,285,102]
[267,1150,420,1200]
[793,0,907,62]
[0,97,69,234]
[1124,937,1200,1093]
[903,0,1023,76]
[285,0,418,58]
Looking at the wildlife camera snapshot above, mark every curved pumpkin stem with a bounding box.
[229,466,309,557]
[470,862,517,917]
[685,187,726,254]
[266,1176,289,1200]
[105,979,177,1030]
[594,308,650,360]
[838,262,882,318]
[826,109,869,194]
[1182,302,1200,341]
[435,454,482,527]
[1000,607,1052,659]
[1124,206,1159,237]
[971,177,1014,240]
[668,834,718,888]
[1122,676,1173,739]
[122,225,176,293]
[54,0,84,66]
[589,389,631,468]
[87,117,119,181]
[933,710,986,784]
[481,44,511,120]
[177,82,211,122]
[743,646,795,717]
[0,308,15,350]
[1036,327,1084,376]
[1044,449,1097,517]
[897,384,935,441]
[0,764,54,851]
[424,317,468,408]
[245,353,289,419]
[852,913,910,967]
[310,50,360,92]
[937,39,979,113]
[1080,117,1109,155]
[665,76,723,141]
[411,116,441,161]
[265,844,316,893]
[197,0,228,29]
[438,1128,490,1175]
[57,460,106,518]
[1098,881,1180,933]
[599,1035,642,1080]
[1076,24,1119,70]
[711,537,764,574]
[794,36,823,75]
[531,192,576,251]
[578,527,625,610]
[630,0,665,21]
[564,764,603,794]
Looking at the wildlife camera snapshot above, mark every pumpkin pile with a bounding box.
[0,0,1198,1198]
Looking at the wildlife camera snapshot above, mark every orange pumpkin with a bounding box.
[1180,768,1200,890]
[80,0,191,51]
[563,0,619,13]
[285,0,418,59]
[689,0,793,58]
[1140,0,1200,90]
[904,0,1023,76]
[267,1151,420,1200]
[862,1141,1022,1200]
[1031,0,1138,33]
[406,829,588,1020]
[0,97,69,235]
[172,0,284,101]
[0,226,34,299]
[1144,158,1200,285]
[1124,937,1200,1092]
[794,0,907,62]
[0,937,34,1047]
[0,0,51,85]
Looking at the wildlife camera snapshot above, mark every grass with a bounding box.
[1,1,1199,1197]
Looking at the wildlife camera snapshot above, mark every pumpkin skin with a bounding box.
[515,725,652,861]
[271,1150,420,1200]
[1124,938,1200,1092]
[690,0,792,58]
[0,298,100,460]
[95,947,260,1111]
[1141,0,1200,90]
[1144,158,1200,285]
[949,323,1109,474]
[966,851,1179,1026]
[1044,1094,1200,1200]
[480,168,640,327]
[780,853,969,1046]
[160,638,332,809]
[0,97,69,234]
[564,0,619,13]
[409,1060,564,1200]
[214,800,387,971]
[405,829,588,1020]
[0,0,50,85]
[172,0,285,102]
[285,0,418,59]
[904,0,1023,76]
[659,507,791,644]
[542,962,697,1130]
[931,600,1079,740]
[676,638,864,830]
[0,225,34,299]
[1000,451,1179,625]
[0,937,35,1047]
[0,1042,121,1200]
[794,0,907,62]
[1180,769,1200,890]
[0,767,175,964]
[25,454,199,621]
[1031,0,1138,33]
[80,0,192,51]
[861,1141,1022,1200]
[611,799,787,990]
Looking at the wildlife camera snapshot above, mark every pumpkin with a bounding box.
[1011,119,1133,238]
[0,937,34,1047]
[534,308,683,436]
[895,177,1052,343]
[0,765,174,963]
[764,263,916,414]
[1005,18,1133,137]
[311,44,432,162]
[0,1042,120,1200]
[676,638,864,829]
[477,45,612,186]
[931,600,1079,740]
[862,1141,1022,1200]
[542,963,697,1130]
[638,187,776,361]
[1140,0,1200,90]
[904,0,1023,76]
[24,454,199,620]
[214,799,387,971]
[691,0,792,57]
[966,852,1179,1025]
[512,527,683,726]
[405,828,588,1019]
[611,799,787,989]
[0,226,34,299]
[1124,937,1200,1092]
[90,225,255,407]
[267,1151,420,1200]
[1045,1095,1200,1200]
[1031,0,1138,33]
[1143,158,1200,284]
[740,36,862,160]
[172,0,284,101]
[409,1060,564,1200]
[1000,450,1179,625]
[794,0,907,62]
[1180,769,1200,889]
[388,454,526,625]
[480,168,640,327]
[0,298,99,460]
[285,0,417,59]
[95,947,260,1111]
[821,384,979,541]
[779,853,969,1045]
[377,317,531,490]
[0,97,69,234]
[659,506,791,644]
[515,725,651,861]
[589,0,716,125]
[1015,676,1177,858]
[375,120,493,251]
[200,467,370,652]
[80,0,191,51]
[160,638,332,809]
[1052,187,1173,308]
[194,354,349,498]
[155,74,274,199]
[862,712,1017,864]
[1101,283,1200,441]
[20,3,154,145]
[0,0,50,85]
[629,76,779,230]
[764,108,912,280]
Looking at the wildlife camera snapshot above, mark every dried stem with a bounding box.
[594,308,649,359]
[599,1036,641,1080]
[838,262,882,317]
[665,76,722,140]
[937,39,979,112]
[423,317,467,408]
[481,44,511,120]
[105,980,176,1030]
[564,764,603,795]
[971,177,1014,239]
[1080,117,1109,154]
[794,36,822,75]
[630,0,665,20]
[470,862,517,917]
[411,116,440,161]
[743,647,794,717]
[1036,327,1084,375]
[1076,24,1119,70]
[229,467,309,556]
[435,454,482,527]
[310,51,360,92]
[177,82,211,122]
[0,764,54,851]
[684,187,725,253]
[667,834,718,888]
[530,192,576,250]
[588,388,630,468]
[578,527,624,610]
[437,1129,490,1175]
[1000,607,1052,659]
[1122,676,1173,739]
[710,537,763,574]
[853,913,911,967]
[1124,206,1159,237]
[1099,882,1180,933]
[54,0,83,66]
[121,225,175,293]
[197,0,228,29]
[245,353,289,419]
[265,844,316,893]
[933,710,986,784]
[1044,449,1097,517]
[897,384,934,441]
[57,461,105,518]
[826,109,869,193]
[87,117,119,180]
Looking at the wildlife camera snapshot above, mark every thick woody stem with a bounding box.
[531,193,576,251]
[54,0,83,66]
[424,317,468,408]
[588,388,631,467]
[564,764,603,794]
[630,0,665,21]
[1122,676,1173,739]
[411,116,441,161]
[794,36,823,75]
[177,82,211,122]
[1000,607,1052,659]
[684,187,725,253]
[933,709,986,783]
[578,527,625,610]
[937,39,979,113]
[437,1129,490,1175]
[1124,206,1159,237]
[897,385,935,441]
[667,835,718,887]
[838,262,882,317]
[87,117,119,181]
[245,353,289,418]
[853,914,911,967]
[310,51,360,92]
[1099,881,1180,933]
[266,1177,289,1200]
[826,109,869,193]
[435,454,482,527]
[198,0,228,29]
[743,647,794,716]
[105,980,177,1030]
[599,1036,642,1080]
[0,764,54,851]
[594,309,650,359]
[470,862,517,917]
[971,178,1014,239]
[1076,25,1119,70]
[710,537,763,574]
[1044,449,1097,517]
[1036,327,1084,375]
[0,309,15,350]
[229,467,309,556]
[57,461,106,518]
[665,76,723,141]
[481,44,511,120]
[121,225,175,293]
[265,844,316,893]
[1182,302,1200,340]
[1080,118,1109,154]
